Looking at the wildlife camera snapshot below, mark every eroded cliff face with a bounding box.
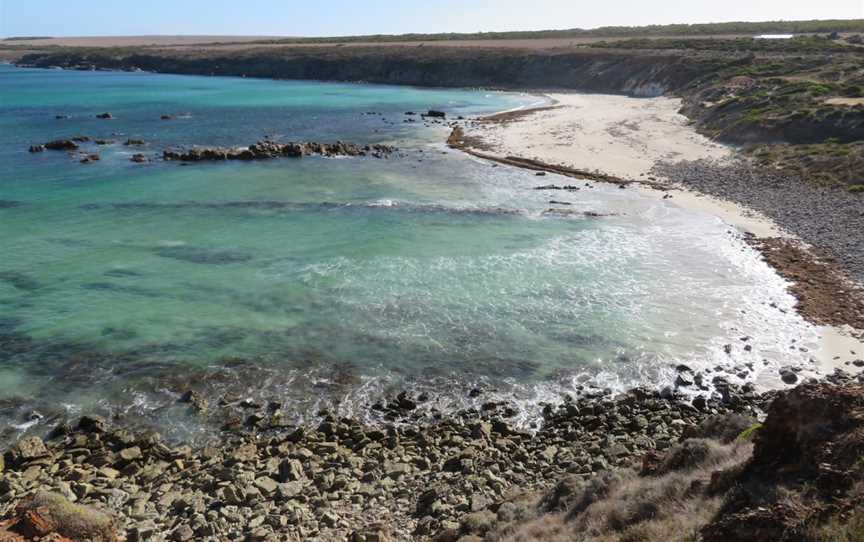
[15,47,736,97]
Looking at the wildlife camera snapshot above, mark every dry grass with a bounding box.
[496,439,752,542]
[810,508,864,542]
[809,482,864,542]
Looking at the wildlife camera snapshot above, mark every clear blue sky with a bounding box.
[1,0,862,37]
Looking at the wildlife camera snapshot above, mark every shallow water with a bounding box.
[0,64,819,441]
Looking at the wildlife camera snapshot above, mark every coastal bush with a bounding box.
[806,83,835,96]
[202,19,864,46]
[849,184,864,193]
[488,438,752,542]
[592,35,855,53]
[687,413,757,443]
[735,423,763,442]
[744,108,768,124]
[843,85,864,98]
[809,506,864,542]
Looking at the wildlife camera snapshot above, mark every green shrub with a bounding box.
[843,85,864,98]
[848,184,864,193]
[736,423,763,442]
[808,83,834,96]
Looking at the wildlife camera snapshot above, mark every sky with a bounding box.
[1,0,862,38]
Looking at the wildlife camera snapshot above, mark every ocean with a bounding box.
[0,64,817,442]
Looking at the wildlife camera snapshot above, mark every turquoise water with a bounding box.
[0,65,818,440]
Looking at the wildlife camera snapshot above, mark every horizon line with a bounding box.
[3,17,863,40]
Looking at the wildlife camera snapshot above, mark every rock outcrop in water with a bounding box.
[41,140,79,151]
[162,140,396,162]
[27,138,395,164]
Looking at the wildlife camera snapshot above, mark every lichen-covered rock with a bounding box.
[0,492,117,542]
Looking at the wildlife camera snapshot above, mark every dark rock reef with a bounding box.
[162,140,396,162]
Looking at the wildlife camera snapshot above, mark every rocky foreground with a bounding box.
[1,370,862,541]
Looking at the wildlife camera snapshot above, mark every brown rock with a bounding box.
[15,436,48,461]
[3,492,116,542]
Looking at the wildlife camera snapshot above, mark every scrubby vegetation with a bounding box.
[592,35,859,53]
[436,414,755,541]
[749,142,864,186]
[440,383,864,542]
[1,36,53,41]
[212,19,864,45]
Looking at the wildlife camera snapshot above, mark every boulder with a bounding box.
[77,415,108,433]
[0,492,116,542]
[278,459,305,482]
[44,140,79,151]
[779,366,799,385]
[13,436,49,462]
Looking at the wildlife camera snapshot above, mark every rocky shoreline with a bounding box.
[4,49,864,540]
[2,370,861,541]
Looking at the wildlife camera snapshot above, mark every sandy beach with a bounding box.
[470,93,731,179]
[459,91,864,376]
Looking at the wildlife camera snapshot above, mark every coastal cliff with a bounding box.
[13,43,864,148]
[15,47,724,96]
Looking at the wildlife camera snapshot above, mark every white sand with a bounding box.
[815,325,864,372]
[466,92,792,238]
[473,93,731,179]
[464,91,864,377]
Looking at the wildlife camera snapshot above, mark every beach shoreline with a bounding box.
[2,53,864,542]
[453,91,864,378]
